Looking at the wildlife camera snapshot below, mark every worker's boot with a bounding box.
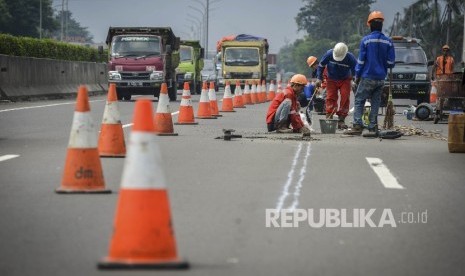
[343,124,363,135]
[337,116,348,130]
[275,119,293,133]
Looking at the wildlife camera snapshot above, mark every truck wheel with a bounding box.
[169,86,177,101]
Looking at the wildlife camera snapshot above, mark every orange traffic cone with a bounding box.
[209,81,222,117]
[98,83,126,158]
[277,80,284,95]
[197,81,217,119]
[429,81,437,105]
[267,80,276,101]
[243,81,253,105]
[260,80,267,102]
[221,81,235,112]
[56,85,110,194]
[98,99,188,270]
[233,80,246,108]
[154,83,178,136]
[250,81,258,104]
[175,82,198,125]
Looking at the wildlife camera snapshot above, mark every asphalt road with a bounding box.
[0,89,464,276]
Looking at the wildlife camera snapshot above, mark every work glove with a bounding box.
[315,79,322,88]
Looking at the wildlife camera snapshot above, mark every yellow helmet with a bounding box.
[367,11,384,26]
[290,74,308,85]
[306,56,318,67]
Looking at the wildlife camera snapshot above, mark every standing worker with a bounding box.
[431,45,455,80]
[315,42,357,129]
[266,74,311,135]
[344,11,395,136]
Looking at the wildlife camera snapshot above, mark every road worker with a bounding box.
[432,44,455,80]
[344,10,395,136]
[307,56,318,78]
[315,42,357,129]
[266,74,311,135]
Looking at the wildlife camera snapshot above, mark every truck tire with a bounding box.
[169,85,177,101]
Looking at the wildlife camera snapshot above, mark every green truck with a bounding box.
[175,40,204,94]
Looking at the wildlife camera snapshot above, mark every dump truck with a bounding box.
[105,27,180,101]
[175,40,204,94]
[218,34,269,91]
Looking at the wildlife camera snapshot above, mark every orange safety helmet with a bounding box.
[367,11,384,26]
[290,74,308,85]
[306,56,318,67]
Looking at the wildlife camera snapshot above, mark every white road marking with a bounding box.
[0,100,104,113]
[122,111,180,129]
[366,157,404,189]
[276,142,312,211]
[0,154,20,162]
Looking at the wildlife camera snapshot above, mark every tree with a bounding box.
[0,0,57,38]
[390,0,464,60]
[295,0,374,42]
[54,10,93,43]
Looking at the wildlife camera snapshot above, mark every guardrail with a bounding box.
[0,54,107,100]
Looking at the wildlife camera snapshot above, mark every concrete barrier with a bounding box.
[0,54,108,100]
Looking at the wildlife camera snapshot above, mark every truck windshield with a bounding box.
[394,48,427,65]
[224,48,259,66]
[111,36,161,58]
[180,46,193,61]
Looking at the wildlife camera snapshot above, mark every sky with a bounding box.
[53,0,417,54]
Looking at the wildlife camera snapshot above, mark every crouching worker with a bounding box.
[266,74,311,135]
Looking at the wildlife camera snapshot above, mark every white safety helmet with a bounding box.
[333,42,348,61]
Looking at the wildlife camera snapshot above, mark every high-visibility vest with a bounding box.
[435,55,454,75]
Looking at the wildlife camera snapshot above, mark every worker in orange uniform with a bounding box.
[432,44,455,80]
[266,74,311,135]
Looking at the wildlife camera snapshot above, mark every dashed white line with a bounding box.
[366,157,404,189]
[0,100,104,113]
[289,143,311,211]
[0,154,20,162]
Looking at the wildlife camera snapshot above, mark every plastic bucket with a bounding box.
[319,119,338,134]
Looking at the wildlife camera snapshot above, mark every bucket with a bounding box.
[319,119,338,134]
[448,113,465,153]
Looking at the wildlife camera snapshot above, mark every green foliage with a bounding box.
[0,34,106,62]
[296,0,374,41]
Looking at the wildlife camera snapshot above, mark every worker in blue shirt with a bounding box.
[316,42,357,129]
[345,11,395,135]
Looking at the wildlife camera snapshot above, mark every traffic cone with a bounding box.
[98,83,126,158]
[250,81,258,104]
[175,82,198,125]
[221,81,235,112]
[98,99,188,270]
[243,81,253,105]
[277,80,283,95]
[209,81,222,117]
[261,80,267,102]
[233,80,246,108]
[267,80,276,101]
[56,85,110,194]
[197,81,217,119]
[154,83,178,136]
[429,81,437,105]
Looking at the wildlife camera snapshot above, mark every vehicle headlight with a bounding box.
[184,72,193,80]
[108,71,121,80]
[252,72,259,78]
[150,71,164,80]
[415,74,427,80]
